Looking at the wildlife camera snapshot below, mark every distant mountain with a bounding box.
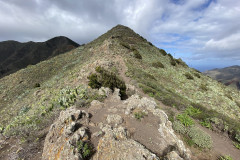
[204,65,240,90]
[0,36,79,78]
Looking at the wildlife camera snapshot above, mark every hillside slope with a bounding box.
[0,25,240,159]
[204,65,240,90]
[0,36,79,78]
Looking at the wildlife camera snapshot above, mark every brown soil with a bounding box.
[198,124,240,160]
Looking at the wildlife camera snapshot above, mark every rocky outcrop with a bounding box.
[42,89,191,160]
[42,107,90,160]
[93,124,159,160]
[123,94,192,159]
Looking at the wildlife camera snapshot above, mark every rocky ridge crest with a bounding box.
[42,88,191,160]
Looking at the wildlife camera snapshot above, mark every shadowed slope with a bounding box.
[0,36,79,78]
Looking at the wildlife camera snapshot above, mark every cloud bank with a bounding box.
[0,0,239,70]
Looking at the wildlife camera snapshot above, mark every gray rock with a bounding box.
[93,125,159,160]
[106,114,123,126]
[166,151,183,160]
[42,107,89,160]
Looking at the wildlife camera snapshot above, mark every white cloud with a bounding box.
[0,0,239,69]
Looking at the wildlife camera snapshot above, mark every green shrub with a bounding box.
[184,136,195,147]
[139,83,157,95]
[19,106,31,115]
[88,73,101,89]
[120,42,130,49]
[0,126,4,133]
[88,66,126,99]
[193,69,201,73]
[184,73,194,80]
[34,83,40,88]
[152,62,164,68]
[193,72,201,78]
[134,111,146,120]
[177,114,194,127]
[148,42,153,46]
[200,83,208,91]
[234,142,240,149]
[187,127,212,148]
[159,49,167,56]
[77,140,92,158]
[219,155,233,160]
[58,88,79,109]
[225,93,233,100]
[235,101,240,108]
[133,50,142,59]
[200,119,212,129]
[168,53,174,59]
[185,106,202,117]
[170,58,176,66]
[173,121,187,134]
[235,132,240,143]
[175,58,188,67]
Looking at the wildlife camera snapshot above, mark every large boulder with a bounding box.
[93,124,159,160]
[124,94,192,159]
[42,107,90,160]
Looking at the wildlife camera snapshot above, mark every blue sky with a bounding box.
[0,0,239,71]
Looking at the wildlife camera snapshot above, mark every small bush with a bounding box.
[88,66,126,99]
[170,59,176,66]
[184,73,194,80]
[184,136,195,147]
[34,83,40,88]
[185,106,202,117]
[139,83,157,95]
[173,121,187,134]
[200,83,208,91]
[152,62,164,68]
[235,101,240,108]
[88,73,101,89]
[193,72,201,78]
[219,155,233,160]
[134,111,146,120]
[187,127,212,148]
[225,93,233,100]
[234,142,240,149]
[200,119,212,129]
[235,132,240,143]
[168,53,174,59]
[175,58,188,67]
[177,114,194,127]
[148,42,153,46]
[77,140,92,159]
[120,42,130,49]
[133,50,142,59]
[159,49,167,56]
[19,106,31,115]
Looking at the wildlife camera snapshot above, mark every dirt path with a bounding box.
[197,124,240,160]
[116,57,240,160]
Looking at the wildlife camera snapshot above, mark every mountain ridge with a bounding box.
[0,36,79,78]
[0,25,240,159]
[204,65,240,90]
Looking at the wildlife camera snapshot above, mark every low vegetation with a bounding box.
[88,66,126,99]
[134,111,147,121]
[133,50,142,59]
[152,61,164,68]
[159,49,167,56]
[184,72,194,80]
[219,155,233,160]
[177,113,194,127]
[77,140,93,159]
